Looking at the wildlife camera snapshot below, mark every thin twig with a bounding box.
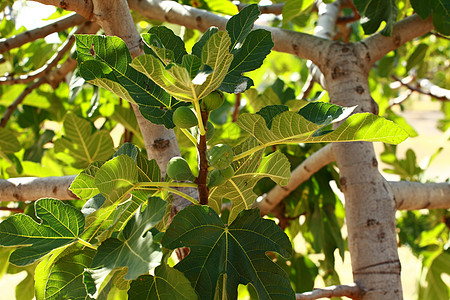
[0,78,46,128]
[299,74,315,100]
[0,24,87,85]
[431,31,450,41]
[0,13,85,54]
[391,75,450,101]
[0,207,24,213]
[296,283,362,300]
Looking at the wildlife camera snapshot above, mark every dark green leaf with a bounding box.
[406,43,428,72]
[75,35,178,128]
[144,26,188,64]
[0,198,84,266]
[226,4,260,53]
[162,206,294,300]
[410,0,432,18]
[257,105,289,128]
[192,27,219,58]
[220,29,273,94]
[354,0,397,35]
[128,264,198,300]
[432,0,450,35]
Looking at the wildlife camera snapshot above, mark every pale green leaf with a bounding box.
[70,161,104,201]
[209,139,290,222]
[95,154,138,204]
[282,0,315,25]
[237,110,409,146]
[44,247,95,300]
[131,31,233,102]
[90,197,166,280]
[0,198,84,266]
[0,128,21,153]
[53,113,114,169]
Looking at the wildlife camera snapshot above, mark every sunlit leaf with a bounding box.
[237,104,409,146]
[162,206,295,299]
[0,198,84,266]
[53,113,114,169]
[131,31,233,102]
[70,161,104,201]
[209,143,290,222]
[0,127,21,153]
[75,35,179,128]
[90,197,166,281]
[43,247,95,300]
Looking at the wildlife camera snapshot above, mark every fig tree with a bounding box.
[202,91,223,111]
[207,144,234,170]
[166,157,195,181]
[173,106,198,128]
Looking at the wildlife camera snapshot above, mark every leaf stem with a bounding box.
[164,187,199,204]
[135,181,198,188]
[180,128,198,146]
[232,144,267,161]
[193,99,206,135]
[78,238,98,250]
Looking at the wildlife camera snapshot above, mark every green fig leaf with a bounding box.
[162,205,294,300]
[90,197,166,280]
[0,198,84,266]
[53,113,114,169]
[128,264,198,300]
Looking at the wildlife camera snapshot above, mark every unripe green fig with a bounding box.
[206,121,215,141]
[207,166,234,188]
[202,91,223,111]
[173,106,198,128]
[208,144,234,170]
[207,169,227,188]
[166,157,194,181]
[220,165,234,180]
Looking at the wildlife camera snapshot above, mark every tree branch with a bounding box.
[296,283,362,300]
[0,78,46,128]
[391,75,450,102]
[0,23,86,85]
[392,181,450,210]
[30,0,93,19]
[257,144,335,216]
[0,12,85,54]
[0,175,78,202]
[128,0,330,65]
[364,14,434,66]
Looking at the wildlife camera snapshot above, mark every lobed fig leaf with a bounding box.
[173,106,198,128]
[208,144,234,170]
[167,157,195,181]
